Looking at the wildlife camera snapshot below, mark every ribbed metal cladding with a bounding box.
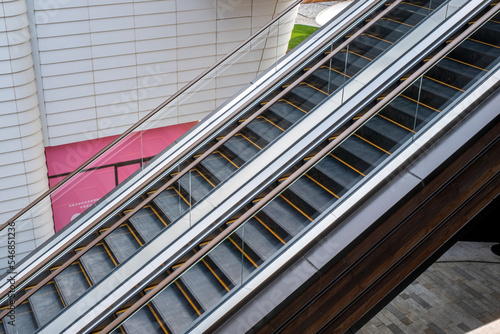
[0,0,53,271]
[31,0,298,147]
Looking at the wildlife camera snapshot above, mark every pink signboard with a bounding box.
[46,122,196,231]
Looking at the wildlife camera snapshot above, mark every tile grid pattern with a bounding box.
[358,243,500,334]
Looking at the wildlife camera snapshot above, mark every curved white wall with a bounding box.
[0,0,53,270]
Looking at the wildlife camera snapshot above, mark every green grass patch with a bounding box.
[288,24,319,50]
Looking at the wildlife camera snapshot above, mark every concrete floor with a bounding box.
[357,242,500,333]
[296,1,346,26]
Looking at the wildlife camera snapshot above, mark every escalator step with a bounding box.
[381,95,436,131]
[153,187,190,223]
[178,262,227,311]
[222,135,261,164]
[328,50,371,78]
[266,100,306,128]
[53,263,91,305]
[371,18,412,43]
[27,283,64,328]
[470,21,500,46]
[119,307,165,334]
[148,285,198,334]
[404,77,461,111]
[287,84,329,111]
[3,303,37,334]
[205,240,255,286]
[311,155,363,196]
[244,117,284,146]
[357,115,412,153]
[393,3,430,27]
[413,0,447,10]
[334,136,387,174]
[235,218,283,262]
[428,57,483,90]
[307,67,348,93]
[104,225,141,263]
[199,152,237,183]
[449,39,500,71]
[349,35,390,60]
[178,170,214,203]
[77,243,116,284]
[129,206,168,243]
[286,177,336,214]
[260,196,311,237]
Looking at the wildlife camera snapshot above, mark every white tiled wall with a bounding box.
[0,0,54,271]
[31,0,297,146]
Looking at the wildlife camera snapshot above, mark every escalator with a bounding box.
[0,1,452,331]
[81,5,499,334]
[1,0,499,333]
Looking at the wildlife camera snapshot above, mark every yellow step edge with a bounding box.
[201,259,231,291]
[381,18,413,28]
[172,263,184,270]
[225,219,237,225]
[74,242,104,253]
[446,56,489,71]
[174,281,202,316]
[353,133,392,155]
[254,216,286,245]
[467,38,500,50]
[424,75,464,92]
[401,94,441,113]
[227,237,259,268]
[305,174,339,199]
[361,33,392,45]
[330,154,366,177]
[279,99,308,114]
[376,114,415,134]
[199,240,212,247]
[401,1,433,10]
[279,195,313,222]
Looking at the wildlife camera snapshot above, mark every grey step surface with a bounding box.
[78,243,116,284]
[150,284,198,334]
[179,262,227,311]
[129,206,167,243]
[104,225,141,263]
[53,262,90,305]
